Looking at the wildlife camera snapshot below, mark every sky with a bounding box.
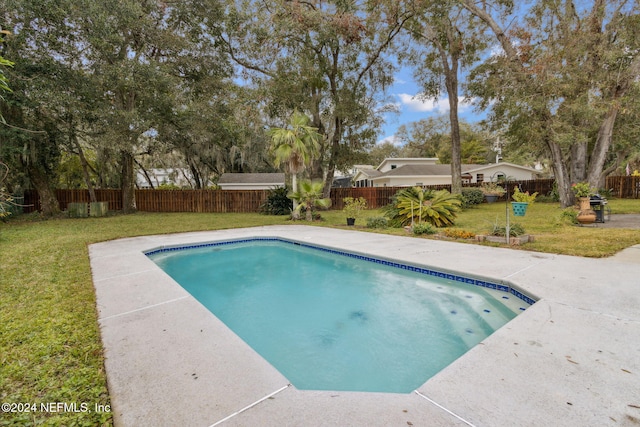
[377,65,487,146]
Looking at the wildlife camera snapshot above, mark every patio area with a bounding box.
[89,226,640,426]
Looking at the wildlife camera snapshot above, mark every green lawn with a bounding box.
[1,200,639,426]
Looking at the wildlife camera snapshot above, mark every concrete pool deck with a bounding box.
[89,226,640,427]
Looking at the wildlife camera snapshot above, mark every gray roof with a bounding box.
[381,164,484,177]
[218,173,285,184]
[357,169,384,178]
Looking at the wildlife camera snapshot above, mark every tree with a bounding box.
[394,117,490,163]
[0,29,12,100]
[63,0,232,210]
[288,179,331,221]
[463,0,640,207]
[0,2,89,216]
[219,0,414,196]
[404,0,488,194]
[366,140,403,166]
[269,110,321,213]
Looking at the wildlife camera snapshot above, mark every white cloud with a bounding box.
[397,93,476,114]
[376,135,402,146]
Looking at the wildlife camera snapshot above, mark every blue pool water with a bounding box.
[148,239,530,393]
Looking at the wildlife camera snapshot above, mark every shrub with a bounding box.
[545,182,560,202]
[535,194,556,203]
[412,222,437,235]
[366,216,388,229]
[343,196,367,219]
[460,188,484,208]
[259,186,291,215]
[559,208,579,224]
[442,228,476,239]
[597,188,614,198]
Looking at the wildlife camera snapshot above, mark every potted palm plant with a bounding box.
[342,196,367,226]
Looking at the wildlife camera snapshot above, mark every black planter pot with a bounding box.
[346,218,356,226]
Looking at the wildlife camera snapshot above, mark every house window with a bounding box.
[477,174,484,183]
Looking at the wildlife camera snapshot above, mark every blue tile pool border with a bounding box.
[145,237,537,307]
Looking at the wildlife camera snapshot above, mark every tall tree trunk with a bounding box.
[73,136,97,203]
[570,140,588,184]
[547,139,573,207]
[27,164,60,216]
[309,94,327,182]
[121,150,136,213]
[188,162,201,189]
[445,68,461,195]
[291,172,299,218]
[587,104,618,187]
[322,119,342,200]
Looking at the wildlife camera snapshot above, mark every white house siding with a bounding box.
[467,164,538,183]
[373,176,452,187]
[351,158,541,188]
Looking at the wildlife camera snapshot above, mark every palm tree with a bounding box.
[288,180,331,221]
[268,110,321,213]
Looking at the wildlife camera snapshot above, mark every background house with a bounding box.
[352,158,542,187]
[136,168,193,188]
[217,173,285,190]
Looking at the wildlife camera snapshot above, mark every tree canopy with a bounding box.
[0,0,638,211]
[463,0,640,206]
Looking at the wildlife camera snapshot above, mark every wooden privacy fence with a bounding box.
[136,189,269,213]
[605,176,640,198]
[21,177,636,214]
[23,189,270,213]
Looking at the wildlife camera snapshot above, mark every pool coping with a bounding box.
[89,225,640,427]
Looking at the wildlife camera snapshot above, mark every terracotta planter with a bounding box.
[577,197,596,224]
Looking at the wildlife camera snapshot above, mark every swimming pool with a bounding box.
[147,238,534,393]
